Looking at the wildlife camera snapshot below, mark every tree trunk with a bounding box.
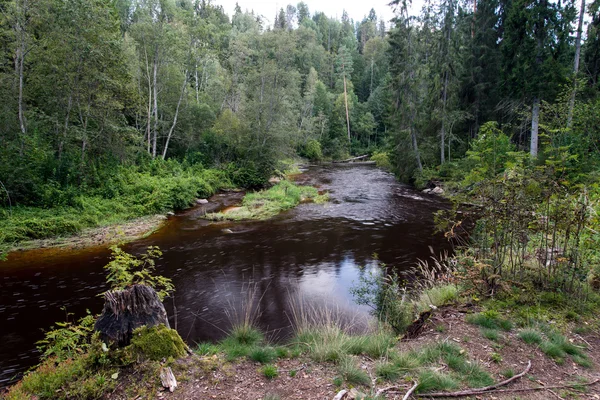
[440,70,449,164]
[342,64,351,141]
[531,96,540,158]
[162,70,188,160]
[95,284,170,347]
[567,0,585,129]
[152,46,159,159]
[411,126,423,172]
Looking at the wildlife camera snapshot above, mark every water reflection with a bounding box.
[0,164,450,386]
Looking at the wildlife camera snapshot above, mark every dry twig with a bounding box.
[416,360,531,398]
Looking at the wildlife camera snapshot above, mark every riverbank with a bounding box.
[0,166,234,258]
[5,299,600,400]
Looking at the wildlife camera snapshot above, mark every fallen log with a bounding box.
[335,154,369,163]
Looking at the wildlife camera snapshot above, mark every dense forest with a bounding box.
[1,0,600,250]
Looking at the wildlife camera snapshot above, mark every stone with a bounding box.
[196,199,208,204]
[422,188,432,194]
[166,211,175,216]
[268,176,281,184]
[431,186,444,194]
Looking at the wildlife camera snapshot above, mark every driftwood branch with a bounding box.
[416,360,531,398]
[403,381,419,400]
[160,366,177,392]
[463,378,600,396]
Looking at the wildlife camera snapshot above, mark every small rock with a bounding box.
[197,199,209,204]
[431,186,444,194]
[222,229,233,234]
[166,211,175,216]
[422,188,432,194]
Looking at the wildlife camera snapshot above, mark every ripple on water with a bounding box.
[0,164,451,387]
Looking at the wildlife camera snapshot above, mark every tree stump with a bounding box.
[94,284,170,346]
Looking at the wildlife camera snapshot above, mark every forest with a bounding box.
[5,0,600,398]
[1,0,600,251]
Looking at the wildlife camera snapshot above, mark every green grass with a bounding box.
[338,356,371,386]
[375,361,403,381]
[466,312,513,332]
[195,342,220,356]
[518,327,592,367]
[205,180,328,221]
[416,370,459,393]
[416,284,459,313]
[481,328,501,342]
[261,365,278,379]
[249,347,277,364]
[518,329,543,345]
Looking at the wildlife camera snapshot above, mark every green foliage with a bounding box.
[5,355,117,400]
[36,312,96,362]
[104,245,174,301]
[300,139,324,161]
[350,270,415,334]
[371,151,391,170]
[127,325,187,361]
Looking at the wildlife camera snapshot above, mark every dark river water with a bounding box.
[0,164,451,387]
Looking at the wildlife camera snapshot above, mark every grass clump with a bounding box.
[338,356,371,386]
[205,180,327,221]
[518,329,543,345]
[481,328,501,342]
[416,370,459,393]
[375,361,402,381]
[249,347,277,364]
[518,327,591,367]
[416,284,459,313]
[195,342,219,356]
[466,311,513,332]
[261,364,278,379]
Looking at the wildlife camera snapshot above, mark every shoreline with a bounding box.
[4,214,169,255]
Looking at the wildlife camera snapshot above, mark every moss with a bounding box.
[127,324,187,361]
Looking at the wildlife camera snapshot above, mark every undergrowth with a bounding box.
[204,180,327,221]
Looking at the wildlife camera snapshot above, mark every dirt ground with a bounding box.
[107,308,600,400]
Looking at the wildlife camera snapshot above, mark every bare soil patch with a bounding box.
[107,308,600,400]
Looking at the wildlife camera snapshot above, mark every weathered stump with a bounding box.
[94,284,170,346]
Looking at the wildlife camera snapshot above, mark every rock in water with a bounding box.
[94,284,170,346]
[196,198,208,204]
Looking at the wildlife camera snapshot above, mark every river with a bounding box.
[0,164,451,386]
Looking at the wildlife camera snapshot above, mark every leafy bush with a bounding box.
[301,139,323,161]
[104,245,174,300]
[371,151,391,170]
